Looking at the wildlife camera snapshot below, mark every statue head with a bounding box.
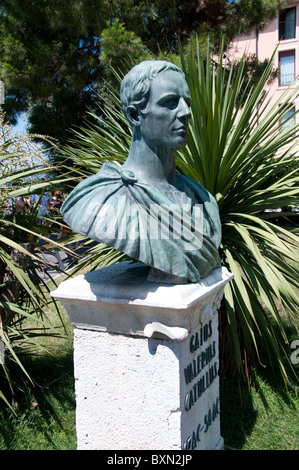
[121,60,185,122]
[120,60,191,152]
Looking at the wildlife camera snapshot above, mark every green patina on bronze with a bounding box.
[61,60,222,283]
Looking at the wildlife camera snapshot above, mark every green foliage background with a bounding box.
[0,0,286,146]
[0,114,72,407]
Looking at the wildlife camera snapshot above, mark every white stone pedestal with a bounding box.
[51,261,233,450]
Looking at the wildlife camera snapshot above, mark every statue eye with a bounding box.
[161,98,179,110]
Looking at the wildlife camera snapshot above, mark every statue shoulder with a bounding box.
[61,162,122,212]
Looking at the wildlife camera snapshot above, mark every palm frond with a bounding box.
[0,119,73,405]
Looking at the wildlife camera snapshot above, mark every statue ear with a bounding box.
[127,105,141,127]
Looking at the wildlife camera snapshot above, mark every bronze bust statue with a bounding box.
[61,60,221,283]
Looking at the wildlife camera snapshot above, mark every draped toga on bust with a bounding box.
[61,162,221,283]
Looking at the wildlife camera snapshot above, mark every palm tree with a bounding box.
[60,38,299,382]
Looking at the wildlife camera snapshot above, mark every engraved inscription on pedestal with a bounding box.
[180,314,222,450]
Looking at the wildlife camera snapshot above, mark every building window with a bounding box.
[279,50,295,85]
[280,104,296,132]
[279,7,296,40]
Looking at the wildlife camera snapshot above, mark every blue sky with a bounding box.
[13,113,28,135]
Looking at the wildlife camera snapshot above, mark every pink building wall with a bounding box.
[230,1,299,140]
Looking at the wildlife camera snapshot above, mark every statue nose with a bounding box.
[178,98,191,119]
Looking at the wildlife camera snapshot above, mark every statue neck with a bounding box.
[122,137,176,187]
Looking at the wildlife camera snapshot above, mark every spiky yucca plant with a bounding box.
[178,39,299,381]
[61,38,299,382]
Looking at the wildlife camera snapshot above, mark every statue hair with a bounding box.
[120,60,184,121]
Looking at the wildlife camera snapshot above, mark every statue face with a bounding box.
[139,70,191,151]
